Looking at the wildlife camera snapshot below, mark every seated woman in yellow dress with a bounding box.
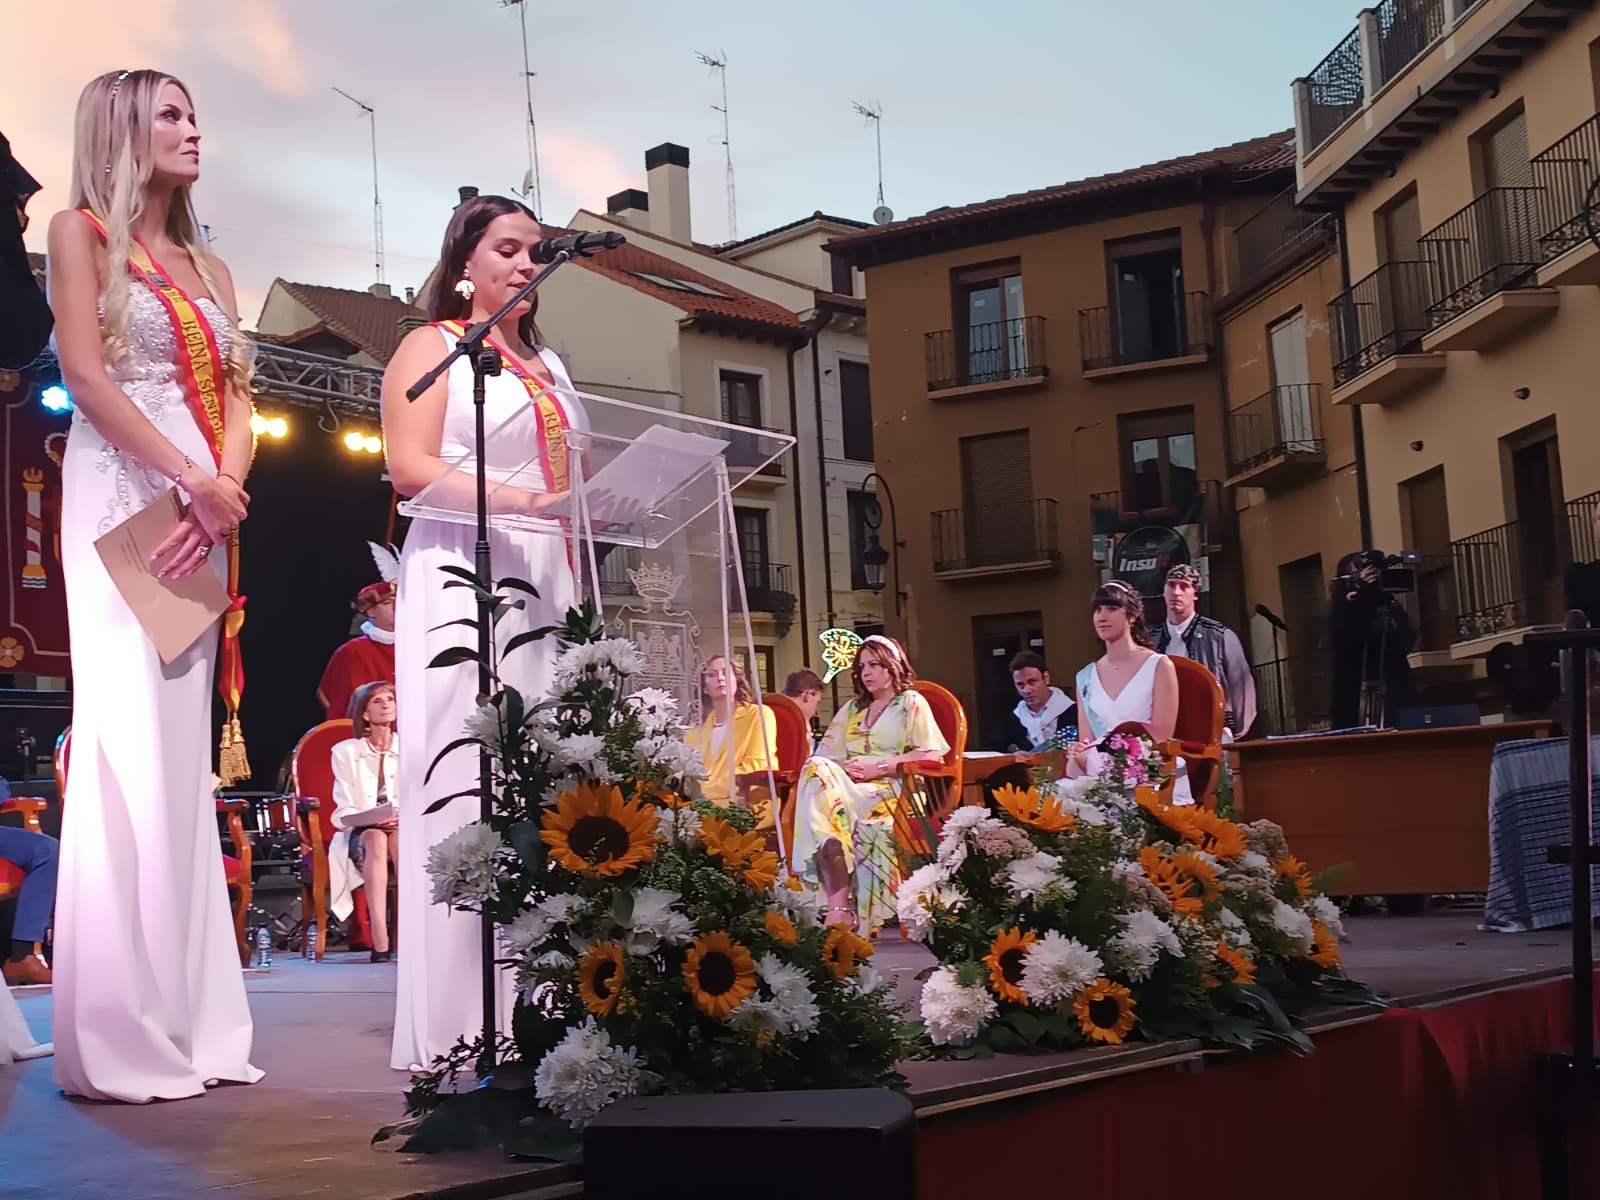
[790,635,948,932]
[683,655,779,821]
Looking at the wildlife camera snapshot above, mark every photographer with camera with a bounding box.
[1328,550,1417,730]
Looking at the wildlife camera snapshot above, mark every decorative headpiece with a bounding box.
[354,580,396,612]
[1165,563,1202,586]
[818,627,862,684]
[863,634,906,664]
[105,71,131,176]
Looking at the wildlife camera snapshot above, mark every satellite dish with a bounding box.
[520,169,535,198]
[872,204,894,226]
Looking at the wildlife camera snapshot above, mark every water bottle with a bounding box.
[306,923,319,961]
[255,926,272,969]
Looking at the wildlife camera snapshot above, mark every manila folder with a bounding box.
[94,488,230,665]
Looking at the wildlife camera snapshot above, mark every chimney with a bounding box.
[606,187,650,228]
[456,185,479,208]
[645,143,691,243]
[404,286,415,305]
[368,282,393,299]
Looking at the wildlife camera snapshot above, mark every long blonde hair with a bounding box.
[67,69,252,394]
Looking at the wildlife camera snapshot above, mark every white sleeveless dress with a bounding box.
[391,330,587,1071]
[54,283,262,1101]
[1075,654,1191,804]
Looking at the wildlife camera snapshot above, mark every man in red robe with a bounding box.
[317,581,396,720]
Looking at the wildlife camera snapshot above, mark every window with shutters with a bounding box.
[720,370,764,427]
[958,430,1036,566]
[1377,188,1430,338]
[953,262,1028,385]
[1119,410,1196,515]
[1474,105,1533,190]
[733,506,771,591]
[839,360,873,462]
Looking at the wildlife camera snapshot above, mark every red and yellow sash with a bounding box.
[81,210,249,781]
[437,321,575,570]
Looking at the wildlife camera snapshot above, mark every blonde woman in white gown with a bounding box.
[45,69,260,1102]
[1066,581,1179,781]
[383,195,588,1071]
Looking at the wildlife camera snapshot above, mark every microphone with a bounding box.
[1254,604,1289,632]
[532,231,626,263]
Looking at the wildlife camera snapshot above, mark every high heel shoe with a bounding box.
[370,949,394,963]
[823,904,858,930]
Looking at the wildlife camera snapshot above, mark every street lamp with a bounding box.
[858,471,906,617]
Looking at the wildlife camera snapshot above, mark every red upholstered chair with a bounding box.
[54,727,254,966]
[893,681,969,860]
[290,718,371,962]
[761,693,810,860]
[0,794,52,961]
[1162,657,1226,809]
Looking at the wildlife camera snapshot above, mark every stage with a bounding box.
[1,908,1594,1199]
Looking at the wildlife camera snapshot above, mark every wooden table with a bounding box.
[1225,721,1553,896]
[960,752,1044,805]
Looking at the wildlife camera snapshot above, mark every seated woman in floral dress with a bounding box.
[789,635,948,932]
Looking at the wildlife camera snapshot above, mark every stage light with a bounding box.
[250,412,267,436]
[362,434,382,454]
[39,384,72,413]
[265,416,288,439]
[343,431,366,452]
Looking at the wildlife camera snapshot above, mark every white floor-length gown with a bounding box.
[391,330,585,1071]
[1075,653,1191,804]
[54,284,261,1101]
[0,983,50,1066]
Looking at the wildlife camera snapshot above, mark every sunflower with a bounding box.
[983,927,1038,1004]
[764,910,799,947]
[1170,851,1223,906]
[992,784,1076,834]
[822,925,874,979]
[578,941,626,1016]
[1138,845,1203,918]
[1308,920,1342,968]
[682,931,758,1018]
[1215,941,1256,986]
[540,781,657,877]
[1183,808,1248,860]
[697,816,776,890]
[1072,978,1138,1045]
[1275,854,1314,899]
[741,849,781,893]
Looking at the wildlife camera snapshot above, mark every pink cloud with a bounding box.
[202,0,309,97]
[538,132,639,217]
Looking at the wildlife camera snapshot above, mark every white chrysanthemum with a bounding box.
[1112,858,1145,879]
[529,949,575,969]
[1219,907,1253,947]
[425,822,508,909]
[1059,797,1111,827]
[656,806,703,842]
[533,1020,649,1129]
[740,953,820,1036]
[1053,775,1098,802]
[920,965,997,1047]
[1109,909,1185,982]
[552,733,605,768]
[1272,900,1315,952]
[895,862,957,943]
[626,687,679,734]
[770,881,823,928]
[1004,851,1064,902]
[1237,850,1272,872]
[1019,932,1104,1006]
[935,806,1000,871]
[501,906,560,956]
[852,962,886,997]
[1307,895,1344,938]
[461,703,507,754]
[619,887,695,954]
[552,638,649,691]
[634,735,707,782]
[536,892,589,925]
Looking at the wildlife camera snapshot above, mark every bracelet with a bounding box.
[218,472,244,488]
[172,454,198,483]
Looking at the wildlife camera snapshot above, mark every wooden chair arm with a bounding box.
[0,797,50,833]
[215,798,253,875]
[1161,739,1222,763]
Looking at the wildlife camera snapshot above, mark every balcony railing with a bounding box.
[1090,479,1224,543]
[1303,27,1364,153]
[1408,553,1458,653]
[1226,384,1326,477]
[1418,186,1543,327]
[1328,260,1437,387]
[1233,187,1335,288]
[1078,291,1211,372]
[1569,489,1600,567]
[925,316,1047,391]
[598,546,641,596]
[1531,112,1600,263]
[1251,655,1330,736]
[1372,0,1448,93]
[1451,521,1530,640]
[723,424,785,478]
[932,499,1059,574]
[735,561,794,614]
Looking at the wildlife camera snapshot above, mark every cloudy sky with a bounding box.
[6,0,1360,321]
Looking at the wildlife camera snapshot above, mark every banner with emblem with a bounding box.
[0,370,72,674]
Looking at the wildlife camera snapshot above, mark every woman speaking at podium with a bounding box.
[381,195,589,1071]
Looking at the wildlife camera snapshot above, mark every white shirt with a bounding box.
[1165,613,1197,659]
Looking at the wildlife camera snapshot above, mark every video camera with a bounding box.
[1334,548,1421,596]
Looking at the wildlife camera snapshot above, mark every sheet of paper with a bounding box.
[94,488,230,665]
[545,424,729,523]
[340,801,397,828]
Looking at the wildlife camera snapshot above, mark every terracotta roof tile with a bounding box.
[718,210,870,251]
[273,280,424,362]
[829,130,1295,255]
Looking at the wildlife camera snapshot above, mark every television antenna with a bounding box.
[852,101,892,225]
[697,50,736,240]
[332,86,385,284]
[500,0,543,215]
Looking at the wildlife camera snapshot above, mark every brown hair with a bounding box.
[783,668,823,696]
[1008,650,1047,676]
[852,635,916,708]
[348,680,395,738]
[699,655,755,714]
[1091,580,1151,647]
[425,194,542,346]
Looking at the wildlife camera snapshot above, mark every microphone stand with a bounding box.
[403,248,579,1076]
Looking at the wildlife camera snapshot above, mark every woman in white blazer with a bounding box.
[329,681,400,962]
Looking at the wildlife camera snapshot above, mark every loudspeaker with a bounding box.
[584,1088,915,1199]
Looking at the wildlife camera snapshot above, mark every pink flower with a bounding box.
[1126,739,1147,760]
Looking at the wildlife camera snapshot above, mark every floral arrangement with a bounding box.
[384,589,909,1158]
[899,730,1374,1056]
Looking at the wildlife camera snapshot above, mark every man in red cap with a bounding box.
[317,581,397,720]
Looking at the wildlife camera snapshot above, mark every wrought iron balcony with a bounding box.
[1251,655,1329,736]
[1569,489,1600,567]
[1451,520,1531,641]
[1232,187,1335,291]
[1531,111,1600,264]
[598,546,642,597]
[931,499,1059,575]
[1302,26,1364,153]
[735,561,795,616]
[1328,261,1437,387]
[723,424,786,478]
[1225,384,1326,486]
[1371,0,1448,94]
[1089,480,1225,550]
[1418,186,1543,328]
[924,316,1047,392]
[1078,292,1211,372]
